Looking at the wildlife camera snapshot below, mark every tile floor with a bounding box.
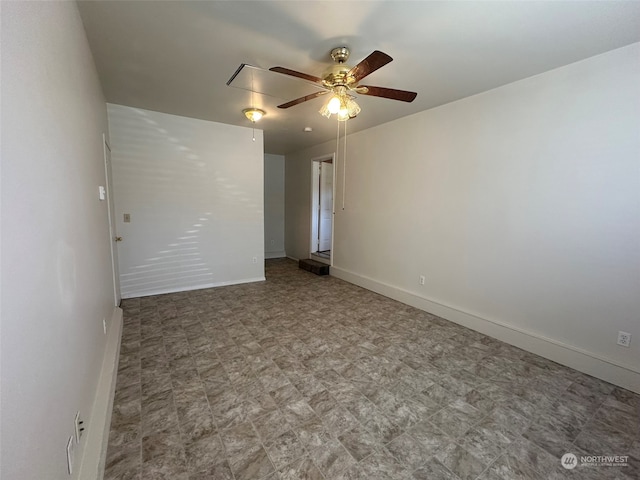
[105,258,639,480]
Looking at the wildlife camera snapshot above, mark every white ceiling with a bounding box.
[77,1,640,155]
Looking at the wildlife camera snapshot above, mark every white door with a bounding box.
[104,136,122,306]
[318,162,333,252]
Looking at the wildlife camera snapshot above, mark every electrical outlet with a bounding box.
[66,436,74,475]
[103,318,107,335]
[74,411,85,443]
[419,275,425,285]
[252,256,258,264]
[617,331,631,347]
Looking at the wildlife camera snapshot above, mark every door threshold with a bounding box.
[310,253,331,265]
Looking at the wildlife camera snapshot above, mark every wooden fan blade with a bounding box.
[269,66,323,84]
[348,50,393,82]
[277,91,328,109]
[357,85,417,102]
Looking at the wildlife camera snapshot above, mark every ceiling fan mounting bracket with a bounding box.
[330,47,350,64]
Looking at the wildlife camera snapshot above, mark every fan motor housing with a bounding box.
[322,64,356,88]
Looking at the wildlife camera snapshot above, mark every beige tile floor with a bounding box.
[105,258,639,480]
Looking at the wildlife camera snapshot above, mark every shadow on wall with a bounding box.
[110,106,262,298]
[119,213,214,296]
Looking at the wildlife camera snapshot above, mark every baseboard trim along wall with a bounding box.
[331,266,640,394]
[78,307,123,480]
[265,251,287,259]
[121,277,266,299]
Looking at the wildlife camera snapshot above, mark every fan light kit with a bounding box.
[243,108,265,123]
[319,86,361,122]
[270,46,417,121]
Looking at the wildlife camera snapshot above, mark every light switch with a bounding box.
[98,186,106,201]
[123,213,131,223]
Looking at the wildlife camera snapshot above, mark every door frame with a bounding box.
[309,153,335,265]
[103,134,121,306]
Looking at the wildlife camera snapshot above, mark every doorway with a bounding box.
[310,154,334,265]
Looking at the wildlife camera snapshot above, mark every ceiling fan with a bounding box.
[270,47,417,120]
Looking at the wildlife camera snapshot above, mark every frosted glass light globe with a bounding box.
[327,96,341,114]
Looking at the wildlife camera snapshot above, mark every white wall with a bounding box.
[264,153,286,258]
[285,43,640,391]
[1,2,118,479]
[107,104,265,298]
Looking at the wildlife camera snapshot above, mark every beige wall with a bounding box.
[1,2,117,478]
[265,154,286,258]
[285,43,640,391]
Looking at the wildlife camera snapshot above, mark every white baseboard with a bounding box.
[265,251,287,259]
[286,255,299,262]
[78,306,123,480]
[121,277,266,299]
[331,266,640,394]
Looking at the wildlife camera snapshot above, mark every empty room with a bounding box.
[1,1,639,480]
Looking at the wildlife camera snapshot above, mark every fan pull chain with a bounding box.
[335,120,342,210]
[342,119,347,210]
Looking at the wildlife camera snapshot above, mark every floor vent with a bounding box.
[299,259,330,276]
